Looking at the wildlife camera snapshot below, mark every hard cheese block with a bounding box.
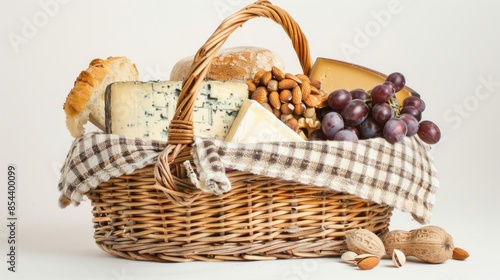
[225,99,305,143]
[309,57,412,104]
[105,81,248,141]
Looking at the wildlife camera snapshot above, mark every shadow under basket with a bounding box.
[87,167,392,262]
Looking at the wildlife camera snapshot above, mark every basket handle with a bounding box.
[166,0,312,145]
[154,0,312,204]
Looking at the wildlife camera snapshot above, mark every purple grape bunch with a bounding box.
[316,72,441,144]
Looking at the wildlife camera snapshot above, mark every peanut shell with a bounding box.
[345,229,386,258]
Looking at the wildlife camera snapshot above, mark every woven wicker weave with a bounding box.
[87,0,393,262]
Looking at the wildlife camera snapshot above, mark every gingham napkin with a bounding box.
[58,133,439,223]
[188,136,439,224]
[57,132,165,208]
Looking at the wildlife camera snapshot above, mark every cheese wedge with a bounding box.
[105,81,248,141]
[309,57,413,104]
[225,99,305,143]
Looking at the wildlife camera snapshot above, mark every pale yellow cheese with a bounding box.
[309,57,412,104]
[225,99,305,143]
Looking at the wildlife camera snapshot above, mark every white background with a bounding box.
[1,0,499,279]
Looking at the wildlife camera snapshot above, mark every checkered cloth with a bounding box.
[57,132,165,208]
[188,136,438,223]
[58,133,439,223]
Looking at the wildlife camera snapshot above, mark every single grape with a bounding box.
[344,126,360,138]
[333,130,359,141]
[370,83,395,104]
[341,99,369,126]
[400,106,422,121]
[350,88,369,100]
[403,96,426,112]
[382,81,396,94]
[328,89,352,111]
[386,72,406,92]
[318,107,334,121]
[417,120,441,144]
[383,118,408,143]
[309,129,328,141]
[321,112,344,140]
[372,103,395,124]
[399,113,419,136]
[359,116,383,139]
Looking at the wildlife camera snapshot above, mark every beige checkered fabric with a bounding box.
[58,133,439,223]
[58,132,165,208]
[190,136,438,224]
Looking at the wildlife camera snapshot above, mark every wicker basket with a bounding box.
[86,0,393,262]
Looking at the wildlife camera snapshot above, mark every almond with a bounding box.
[291,85,302,105]
[285,73,302,84]
[310,78,321,90]
[303,94,321,107]
[294,103,306,115]
[259,71,273,86]
[295,73,310,83]
[356,256,380,270]
[251,86,268,103]
[271,66,285,81]
[268,91,281,110]
[452,247,469,260]
[278,79,297,90]
[310,85,322,95]
[253,69,266,85]
[301,80,311,101]
[272,107,281,119]
[246,80,257,93]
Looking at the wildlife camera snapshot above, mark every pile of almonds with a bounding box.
[247,66,328,139]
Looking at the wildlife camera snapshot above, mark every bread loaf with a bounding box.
[63,56,138,138]
[170,46,285,82]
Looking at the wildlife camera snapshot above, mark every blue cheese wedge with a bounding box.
[225,99,305,143]
[105,81,248,141]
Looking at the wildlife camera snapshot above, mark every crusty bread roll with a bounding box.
[170,46,285,82]
[64,56,138,138]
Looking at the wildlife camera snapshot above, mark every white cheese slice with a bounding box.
[105,81,248,141]
[225,99,305,143]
